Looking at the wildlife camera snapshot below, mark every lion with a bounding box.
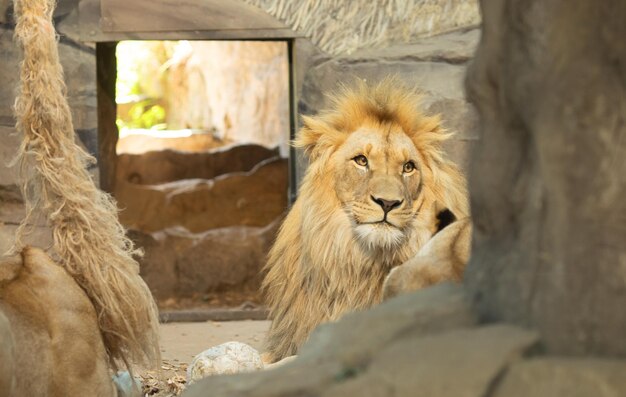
[0,247,116,396]
[262,79,471,362]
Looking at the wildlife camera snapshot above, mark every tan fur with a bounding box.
[0,247,115,397]
[262,78,470,362]
[382,219,472,299]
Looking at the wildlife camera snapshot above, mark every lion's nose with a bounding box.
[371,196,403,214]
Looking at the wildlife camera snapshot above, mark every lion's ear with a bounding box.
[294,115,344,161]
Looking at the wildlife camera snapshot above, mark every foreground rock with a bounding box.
[132,218,281,301]
[116,144,279,185]
[464,0,626,356]
[320,325,536,397]
[116,157,288,233]
[493,358,626,397]
[182,285,540,397]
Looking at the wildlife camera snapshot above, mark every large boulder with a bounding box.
[115,157,288,233]
[115,144,279,185]
[464,0,626,356]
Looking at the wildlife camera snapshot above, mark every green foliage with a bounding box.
[116,101,166,131]
[116,41,174,131]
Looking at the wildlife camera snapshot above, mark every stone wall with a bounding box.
[116,144,279,185]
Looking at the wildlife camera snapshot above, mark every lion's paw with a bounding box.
[383,265,410,300]
[382,260,438,300]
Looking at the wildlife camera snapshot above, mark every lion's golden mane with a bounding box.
[262,79,469,362]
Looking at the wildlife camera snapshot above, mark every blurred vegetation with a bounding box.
[116,41,176,132]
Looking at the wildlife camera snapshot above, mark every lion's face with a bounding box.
[331,124,425,249]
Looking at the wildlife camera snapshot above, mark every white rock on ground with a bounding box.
[187,341,263,383]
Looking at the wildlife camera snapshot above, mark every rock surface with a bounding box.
[187,342,263,383]
[0,27,20,128]
[182,285,539,397]
[464,0,626,356]
[0,224,53,257]
[493,358,626,397]
[112,371,142,397]
[320,325,537,397]
[115,157,288,233]
[116,144,279,185]
[132,219,280,301]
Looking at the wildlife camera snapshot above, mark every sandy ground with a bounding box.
[139,320,271,396]
[160,320,271,363]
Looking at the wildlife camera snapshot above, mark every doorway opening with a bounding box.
[98,40,292,312]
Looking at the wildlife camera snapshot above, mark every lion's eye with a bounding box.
[353,155,368,167]
[403,161,416,173]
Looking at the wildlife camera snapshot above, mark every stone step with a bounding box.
[115,156,288,233]
[130,217,281,301]
[116,143,280,185]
